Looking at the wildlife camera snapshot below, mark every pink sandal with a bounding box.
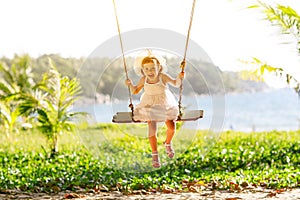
[152,152,161,168]
[164,142,175,158]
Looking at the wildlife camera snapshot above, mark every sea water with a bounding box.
[75,88,300,132]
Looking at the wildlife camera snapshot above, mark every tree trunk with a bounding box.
[51,134,59,157]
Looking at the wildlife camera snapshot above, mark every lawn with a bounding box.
[0,123,299,193]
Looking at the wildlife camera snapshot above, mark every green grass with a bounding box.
[0,124,299,193]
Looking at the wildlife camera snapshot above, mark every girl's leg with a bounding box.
[148,121,158,152]
[148,121,160,168]
[164,120,176,158]
[165,120,175,144]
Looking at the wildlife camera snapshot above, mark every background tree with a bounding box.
[0,54,268,100]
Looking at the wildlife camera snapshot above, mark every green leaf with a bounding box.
[247,5,259,9]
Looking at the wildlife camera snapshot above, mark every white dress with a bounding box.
[133,74,179,122]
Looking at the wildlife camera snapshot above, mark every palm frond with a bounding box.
[0,62,14,85]
[239,57,299,92]
[0,82,14,96]
[253,1,300,52]
[0,101,11,123]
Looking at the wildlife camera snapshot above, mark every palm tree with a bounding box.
[19,58,87,155]
[243,1,300,93]
[254,1,300,53]
[0,55,35,97]
[0,55,35,135]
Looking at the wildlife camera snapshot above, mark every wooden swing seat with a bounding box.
[112,109,203,123]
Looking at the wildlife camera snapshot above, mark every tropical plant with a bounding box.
[241,1,300,93]
[0,55,35,97]
[0,99,20,136]
[0,55,36,135]
[19,58,87,155]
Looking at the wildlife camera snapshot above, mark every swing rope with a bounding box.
[112,0,197,119]
[112,0,134,114]
[178,0,197,118]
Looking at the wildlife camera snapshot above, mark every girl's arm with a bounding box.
[125,76,145,94]
[162,72,184,88]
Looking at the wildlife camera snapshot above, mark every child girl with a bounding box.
[125,50,184,168]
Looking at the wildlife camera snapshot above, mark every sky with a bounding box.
[1,0,300,87]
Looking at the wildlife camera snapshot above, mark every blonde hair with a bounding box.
[134,51,167,76]
[142,56,160,65]
[141,57,163,75]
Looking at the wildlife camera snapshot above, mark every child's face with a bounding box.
[142,62,160,81]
